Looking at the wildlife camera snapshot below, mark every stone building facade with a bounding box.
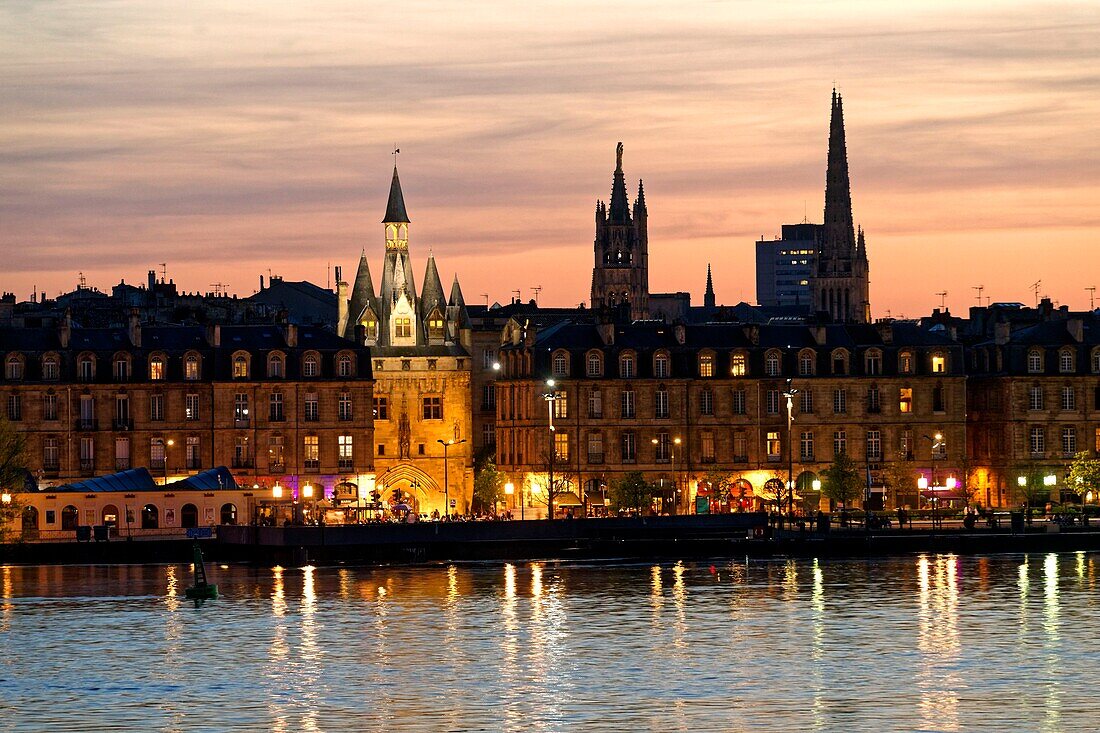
[1,317,374,502]
[494,319,966,515]
[334,165,474,516]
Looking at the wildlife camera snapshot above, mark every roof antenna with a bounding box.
[1087,287,1096,310]
[972,285,984,307]
[512,289,521,305]
[532,286,542,306]
[1030,280,1042,306]
[935,291,948,310]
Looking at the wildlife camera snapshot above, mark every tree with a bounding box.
[882,457,918,510]
[472,457,506,514]
[1067,451,1100,504]
[0,418,28,541]
[821,454,863,509]
[702,468,737,511]
[1012,464,1050,521]
[608,471,655,514]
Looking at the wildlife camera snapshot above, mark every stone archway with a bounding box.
[377,464,442,516]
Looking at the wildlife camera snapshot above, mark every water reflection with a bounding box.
[1,554,1098,732]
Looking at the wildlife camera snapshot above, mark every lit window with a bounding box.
[731,353,747,377]
[899,351,913,374]
[899,388,913,413]
[766,431,781,459]
[233,355,249,379]
[149,356,165,381]
[184,354,200,380]
[931,354,946,373]
[395,317,412,339]
[699,354,713,378]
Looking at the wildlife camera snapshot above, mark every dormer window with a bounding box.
[232,354,249,380]
[78,354,95,382]
[864,349,882,376]
[831,350,849,376]
[698,353,714,378]
[149,355,165,381]
[5,355,24,381]
[654,352,670,379]
[1059,349,1075,374]
[268,353,285,378]
[731,353,747,377]
[338,353,354,378]
[552,351,569,377]
[303,352,319,378]
[798,350,815,376]
[41,355,59,381]
[931,353,947,374]
[586,352,603,377]
[765,350,782,377]
[184,353,201,380]
[899,350,914,375]
[113,356,130,382]
[619,353,635,379]
[1027,349,1043,374]
[395,317,412,339]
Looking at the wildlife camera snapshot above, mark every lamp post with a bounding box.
[542,379,564,520]
[921,433,944,511]
[504,481,514,518]
[163,438,175,485]
[437,438,466,521]
[783,379,799,526]
[302,482,314,524]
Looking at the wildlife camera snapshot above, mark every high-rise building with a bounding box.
[590,143,650,320]
[755,223,821,307]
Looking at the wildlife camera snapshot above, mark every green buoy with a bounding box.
[185,542,218,604]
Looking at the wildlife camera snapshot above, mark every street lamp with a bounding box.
[302,482,314,524]
[437,438,466,520]
[504,481,514,518]
[542,379,565,520]
[163,438,175,485]
[1,492,11,506]
[783,379,799,524]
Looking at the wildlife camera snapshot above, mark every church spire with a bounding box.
[383,165,410,224]
[704,263,715,310]
[822,90,855,261]
[608,142,631,224]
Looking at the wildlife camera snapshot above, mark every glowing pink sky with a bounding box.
[3,1,1099,316]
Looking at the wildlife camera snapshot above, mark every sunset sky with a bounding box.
[3,1,1099,317]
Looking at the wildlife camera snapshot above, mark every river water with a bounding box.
[0,553,1096,732]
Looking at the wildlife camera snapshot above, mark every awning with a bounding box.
[555,491,584,507]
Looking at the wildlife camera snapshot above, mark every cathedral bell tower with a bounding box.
[590,142,650,320]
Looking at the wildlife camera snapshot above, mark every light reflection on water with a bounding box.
[0,553,1097,732]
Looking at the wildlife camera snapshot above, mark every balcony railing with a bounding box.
[113,418,134,431]
[234,418,250,428]
[338,459,354,471]
[231,458,253,469]
[269,413,285,423]
[79,460,95,475]
[75,418,99,431]
[269,462,285,473]
[767,454,782,462]
[115,458,130,470]
[587,452,605,464]
[303,459,320,471]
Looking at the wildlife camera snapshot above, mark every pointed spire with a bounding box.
[704,263,716,310]
[822,90,855,261]
[608,142,631,224]
[856,225,867,258]
[635,179,646,212]
[420,252,446,315]
[383,165,410,223]
[448,273,472,329]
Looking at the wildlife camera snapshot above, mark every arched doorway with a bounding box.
[61,505,79,531]
[141,504,159,529]
[220,503,237,525]
[21,506,39,539]
[102,504,120,537]
[377,464,440,516]
[181,503,199,528]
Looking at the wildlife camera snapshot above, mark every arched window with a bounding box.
[898,350,914,375]
[302,352,320,378]
[765,350,782,377]
[619,353,636,379]
[730,353,747,377]
[232,353,249,379]
[5,354,24,380]
[181,503,199,529]
[654,352,670,379]
[698,353,714,378]
[112,353,131,382]
[61,505,79,531]
[864,349,882,376]
[586,351,603,377]
[1059,349,1075,374]
[831,350,849,376]
[141,504,159,529]
[148,354,166,381]
[77,353,96,382]
[338,353,354,378]
[1027,349,1043,374]
[267,352,285,378]
[552,351,569,377]
[41,354,59,381]
[798,350,816,376]
[184,353,201,380]
[221,503,238,525]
